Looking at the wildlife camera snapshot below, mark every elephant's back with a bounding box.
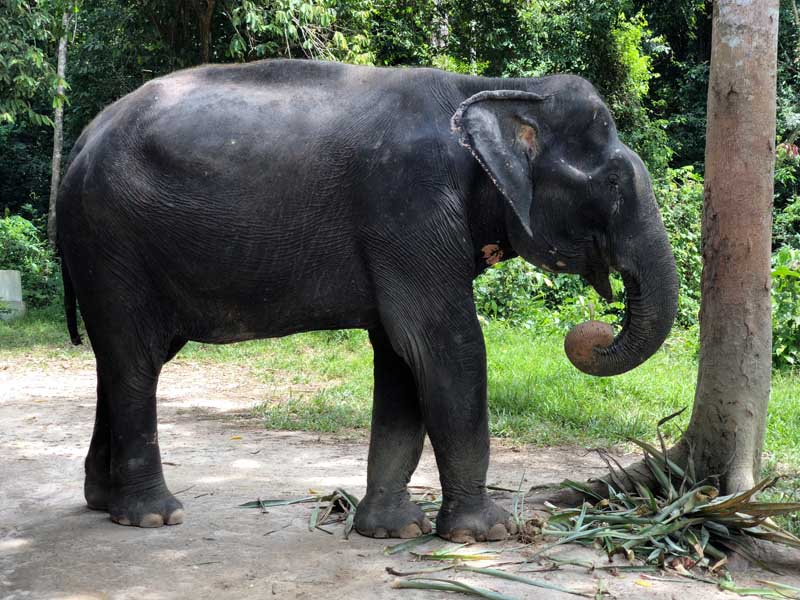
[56,63,418,317]
[56,61,469,309]
[64,60,466,229]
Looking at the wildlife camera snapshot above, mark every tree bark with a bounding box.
[431,0,449,52]
[680,0,779,493]
[47,11,70,247]
[198,0,215,64]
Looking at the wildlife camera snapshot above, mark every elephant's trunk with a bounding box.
[566,197,679,377]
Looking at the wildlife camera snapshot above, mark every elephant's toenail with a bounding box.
[506,519,519,535]
[373,528,388,539]
[421,518,433,534]
[397,523,422,539]
[166,509,185,525]
[448,529,476,544]
[487,523,509,541]
[113,516,131,526]
[140,513,165,528]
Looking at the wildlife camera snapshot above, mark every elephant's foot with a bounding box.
[109,484,184,528]
[84,477,111,511]
[355,491,433,539]
[436,495,517,543]
[84,446,112,510]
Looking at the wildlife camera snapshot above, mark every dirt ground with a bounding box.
[2,357,800,599]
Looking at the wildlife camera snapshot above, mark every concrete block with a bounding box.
[0,270,26,321]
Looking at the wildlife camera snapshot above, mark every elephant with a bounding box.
[56,59,678,541]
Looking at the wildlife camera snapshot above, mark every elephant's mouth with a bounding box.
[581,237,614,303]
[583,263,613,302]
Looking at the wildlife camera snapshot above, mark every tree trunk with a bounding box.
[680,0,779,493]
[431,0,449,52]
[199,0,215,64]
[47,11,70,247]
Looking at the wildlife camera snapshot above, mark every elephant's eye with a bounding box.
[608,173,620,186]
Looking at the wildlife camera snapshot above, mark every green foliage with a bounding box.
[0,214,60,308]
[609,12,673,174]
[774,143,800,250]
[0,0,77,125]
[441,0,529,77]
[226,0,374,64]
[63,2,164,143]
[778,0,800,143]
[473,259,550,325]
[431,54,488,75]
[473,259,624,333]
[369,0,436,66]
[653,166,703,326]
[0,123,52,215]
[772,246,800,369]
[653,60,709,169]
[635,0,710,169]
[0,0,57,126]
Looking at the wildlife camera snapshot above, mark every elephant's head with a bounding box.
[452,77,678,377]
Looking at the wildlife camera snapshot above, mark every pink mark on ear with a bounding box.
[481,244,504,266]
[517,124,539,158]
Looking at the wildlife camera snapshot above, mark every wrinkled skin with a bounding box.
[57,60,678,540]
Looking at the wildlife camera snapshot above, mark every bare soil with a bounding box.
[1,357,799,599]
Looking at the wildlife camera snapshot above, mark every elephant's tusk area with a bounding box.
[564,320,615,375]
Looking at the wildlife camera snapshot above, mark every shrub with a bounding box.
[773,246,800,369]
[0,214,60,308]
[473,259,548,325]
[774,143,800,250]
[473,258,624,333]
[653,166,704,327]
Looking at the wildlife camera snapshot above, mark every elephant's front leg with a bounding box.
[378,299,517,543]
[414,319,517,543]
[355,328,432,539]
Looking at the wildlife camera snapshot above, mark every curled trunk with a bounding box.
[566,209,679,377]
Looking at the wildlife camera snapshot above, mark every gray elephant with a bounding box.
[57,59,678,541]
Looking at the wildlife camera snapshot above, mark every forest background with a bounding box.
[1,0,799,368]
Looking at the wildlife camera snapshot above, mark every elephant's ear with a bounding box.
[451,90,549,237]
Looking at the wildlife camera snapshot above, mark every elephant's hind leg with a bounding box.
[83,334,186,515]
[84,373,111,510]
[354,328,432,539]
[80,292,184,527]
[97,347,183,527]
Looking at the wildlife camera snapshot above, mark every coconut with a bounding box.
[564,320,615,375]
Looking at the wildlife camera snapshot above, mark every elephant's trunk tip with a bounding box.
[564,320,615,376]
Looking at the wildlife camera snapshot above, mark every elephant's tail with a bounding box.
[60,253,82,345]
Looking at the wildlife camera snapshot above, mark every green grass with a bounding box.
[3,308,800,468]
[181,329,375,431]
[0,304,88,362]
[0,304,76,349]
[484,325,698,447]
